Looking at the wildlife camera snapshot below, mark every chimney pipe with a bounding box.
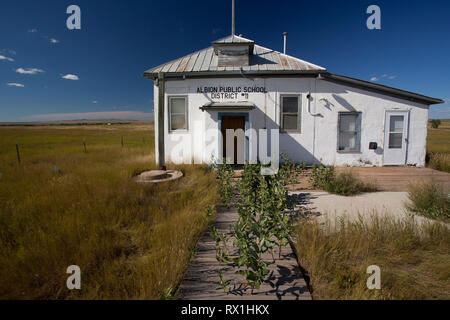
[232,0,235,36]
[283,32,288,54]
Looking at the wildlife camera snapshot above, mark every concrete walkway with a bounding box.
[288,191,441,227]
[177,206,311,300]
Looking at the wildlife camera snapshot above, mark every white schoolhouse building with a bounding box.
[143,34,442,168]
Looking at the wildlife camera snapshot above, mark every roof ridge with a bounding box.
[231,34,254,42]
[213,34,255,43]
[144,36,325,74]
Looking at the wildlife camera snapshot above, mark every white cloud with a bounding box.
[28,28,37,33]
[26,111,154,121]
[7,83,24,87]
[61,74,79,80]
[50,38,59,44]
[92,101,98,104]
[372,74,397,82]
[0,55,14,62]
[16,67,44,75]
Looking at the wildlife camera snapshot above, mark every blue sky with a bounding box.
[0,0,449,122]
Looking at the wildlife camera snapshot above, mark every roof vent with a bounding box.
[212,36,255,67]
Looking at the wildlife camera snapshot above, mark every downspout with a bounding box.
[239,67,254,80]
[157,72,166,170]
[307,80,322,117]
[307,77,323,162]
[405,109,411,165]
[264,78,267,129]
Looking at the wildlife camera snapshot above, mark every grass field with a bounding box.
[294,215,450,300]
[427,119,450,154]
[0,122,219,299]
[427,119,450,172]
[0,119,447,300]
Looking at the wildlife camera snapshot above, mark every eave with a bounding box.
[324,73,444,105]
[143,70,443,106]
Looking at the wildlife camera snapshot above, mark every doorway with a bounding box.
[383,111,409,165]
[220,115,246,165]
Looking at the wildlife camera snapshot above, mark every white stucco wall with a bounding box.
[153,77,429,167]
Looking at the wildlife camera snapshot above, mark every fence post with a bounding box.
[15,141,21,164]
[83,139,87,153]
[121,136,124,148]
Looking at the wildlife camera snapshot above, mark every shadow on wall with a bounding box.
[208,106,320,166]
[332,94,357,112]
[256,106,320,165]
[314,79,429,112]
[203,78,426,166]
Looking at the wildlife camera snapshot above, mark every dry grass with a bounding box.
[427,119,450,173]
[0,124,219,299]
[326,170,378,196]
[310,166,377,196]
[427,153,450,173]
[427,119,450,154]
[406,180,450,223]
[293,215,450,300]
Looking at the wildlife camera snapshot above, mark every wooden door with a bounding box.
[221,116,245,165]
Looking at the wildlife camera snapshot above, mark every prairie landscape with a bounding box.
[0,121,218,299]
[0,120,448,300]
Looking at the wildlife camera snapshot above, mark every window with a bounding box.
[388,115,404,149]
[280,95,301,132]
[169,96,187,131]
[338,112,361,151]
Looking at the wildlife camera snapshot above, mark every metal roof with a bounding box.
[143,35,325,78]
[142,35,443,105]
[212,35,254,43]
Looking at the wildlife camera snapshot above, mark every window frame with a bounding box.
[337,112,362,153]
[168,95,188,133]
[280,94,302,133]
[388,115,405,149]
